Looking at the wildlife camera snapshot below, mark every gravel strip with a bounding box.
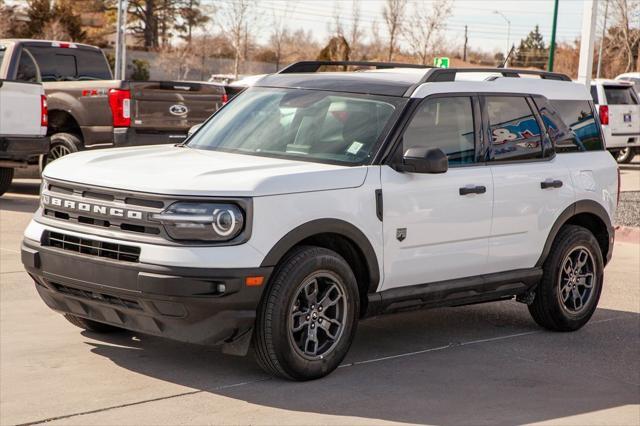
[616,191,640,227]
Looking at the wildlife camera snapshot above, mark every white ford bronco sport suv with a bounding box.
[22,62,618,380]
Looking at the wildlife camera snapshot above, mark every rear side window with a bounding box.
[403,96,476,166]
[25,46,111,81]
[486,96,543,162]
[537,98,604,153]
[15,50,39,82]
[590,86,599,104]
[604,86,638,105]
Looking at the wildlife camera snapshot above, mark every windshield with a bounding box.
[187,87,406,165]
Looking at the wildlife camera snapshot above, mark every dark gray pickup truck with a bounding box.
[0,39,226,162]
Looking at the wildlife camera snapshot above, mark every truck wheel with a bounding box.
[0,168,15,196]
[63,314,121,333]
[528,225,604,332]
[48,133,80,163]
[614,148,634,164]
[254,246,359,380]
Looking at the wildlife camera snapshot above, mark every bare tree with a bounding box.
[330,1,344,38]
[610,0,640,72]
[270,0,294,70]
[218,0,255,78]
[404,0,453,65]
[348,0,363,58]
[383,0,407,61]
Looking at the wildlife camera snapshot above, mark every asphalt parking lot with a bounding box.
[1,163,639,426]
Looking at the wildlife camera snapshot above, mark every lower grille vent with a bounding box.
[44,231,141,262]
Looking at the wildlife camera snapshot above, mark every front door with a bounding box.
[381,95,493,290]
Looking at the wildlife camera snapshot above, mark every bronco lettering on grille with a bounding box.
[42,195,144,220]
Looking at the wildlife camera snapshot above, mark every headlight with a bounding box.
[151,202,245,242]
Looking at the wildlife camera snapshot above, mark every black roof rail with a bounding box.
[279,60,431,74]
[404,67,572,95]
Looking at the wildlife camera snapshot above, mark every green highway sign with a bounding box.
[433,57,450,68]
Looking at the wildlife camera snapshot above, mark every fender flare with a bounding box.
[260,218,381,293]
[535,200,613,267]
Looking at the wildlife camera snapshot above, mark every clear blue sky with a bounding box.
[250,0,590,55]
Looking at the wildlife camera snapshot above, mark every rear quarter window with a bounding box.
[536,98,604,153]
[590,86,599,104]
[604,86,638,105]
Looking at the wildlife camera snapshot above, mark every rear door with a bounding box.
[603,84,640,137]
[130,81,224,132]
[381,95,493,289]
[484,95,574,273]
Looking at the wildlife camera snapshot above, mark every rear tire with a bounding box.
[528,225,604,331]
[48,133,81,163]
[63,314,121,333]
[612,147,635,164]
[254,246,359,380]
[0,167,14,196]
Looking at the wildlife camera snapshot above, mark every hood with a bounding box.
[43,145,368,197]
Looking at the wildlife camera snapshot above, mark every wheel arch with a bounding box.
[48,110,83,141]
[536,200,614,267]
[260,219,381,316]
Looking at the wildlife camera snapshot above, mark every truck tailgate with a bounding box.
[130,81,224,131]
[603,85,640,136]
[0,80,44,136]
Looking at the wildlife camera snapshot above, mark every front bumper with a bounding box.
[22,238,272,351]
[0,135,50,166]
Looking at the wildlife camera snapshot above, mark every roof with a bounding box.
[0,39,101,51]
[254,61,575,98]
[256,71,423,97]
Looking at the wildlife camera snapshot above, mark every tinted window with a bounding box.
[403,97,476,165]
[540,99,604,152]
[25,46,110,81]
[604,86,638,105]
[590,86,599,104]
[74,49,112,80]
[486,96,543,161]
[15,50,39,82]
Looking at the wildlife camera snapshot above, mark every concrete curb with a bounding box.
[615,226,640,244]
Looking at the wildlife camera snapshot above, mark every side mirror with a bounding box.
[402,147,448,173]
[187,123,203,137]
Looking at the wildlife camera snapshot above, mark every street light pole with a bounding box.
[547,0,559,71]
[494,10,511,67]
[114,0,128,80]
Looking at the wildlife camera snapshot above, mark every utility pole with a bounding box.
[547,0,559,71]
[114,0,128,80]
[577,0,598,86]
[493,11,511,67]
[463,25,468,62]
[596,0,609,79]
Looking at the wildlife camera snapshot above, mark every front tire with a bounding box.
[528,225,604,331]
[254,246,359,380]
[0,167,15,196]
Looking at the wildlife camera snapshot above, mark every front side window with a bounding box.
[486,96,543,162]
[402,96,476,165]
[187,87,405,165]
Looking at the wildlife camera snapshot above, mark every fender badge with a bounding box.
[396,228,407,242]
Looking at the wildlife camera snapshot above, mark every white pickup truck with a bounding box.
[0,78,49,195]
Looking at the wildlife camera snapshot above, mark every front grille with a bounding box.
[44,231,141,262]
[52,283,142,310]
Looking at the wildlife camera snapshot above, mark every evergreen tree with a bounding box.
[512,25,548,69]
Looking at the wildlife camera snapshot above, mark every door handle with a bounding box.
[459,185,487,196]
[541,179,563,189]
